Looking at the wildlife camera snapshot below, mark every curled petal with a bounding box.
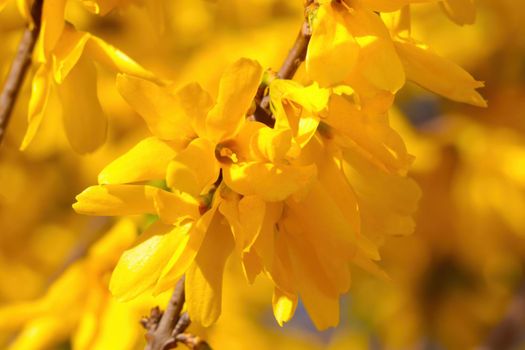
[186,214,234,327]
[306,3,359,86]
[205,58,263,142]
[20,64,52,150]
[153,189,201,224]
[52,25,90,83]
[35,0,66,61]
[98,137,179,185]
[272,288,298,327]
[154,206,218,295]
[73,185,158,216]
[395,40,486,107]
[58,55,107,154]
[116,74,195,141]
[270,79,329,147]
[166,138,220,196]
[86,35,157,80]
[223,162,317,202]
[109,221,193,301]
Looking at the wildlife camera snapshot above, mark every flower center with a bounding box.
[215,140,239,165]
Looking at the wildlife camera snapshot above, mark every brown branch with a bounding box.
[0,0,44,145]
[144,277,186,350]
[143,277,211,350]
[253,0,314,125]
[276,20,312,81]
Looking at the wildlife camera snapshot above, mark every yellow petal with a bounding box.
[347,4,405,92]
[284,232,340,330]
[395,40,487,107]
[325,93,413,174]
[186,213,234,327]
[35,0,66,60]
[356,35,405,93]
[223,162,317,202]
[73,185,158,216]
[238,196,266,250]
[85,35,157,80]
[98,137,179,185]
[242,249,263,284]
[205,58,262,142]
[109,221,193,301]
[177,82,214,138]
[272,287,298,327]
[282,206,354,293]
[285,180,375,261]
[58,55,107,154]
[251,127,293,163]
[342,147,421,242]
[252,201,283,269]
[306,3,359,86]
[440,0,476,26]
[116,74,195,140]
[166,138,220,197]
[153,206,218,295]
[219,195,265,254]
[153,189,201,225]
[312,137,361,235]
[20,64,52,150]
[270,80,329,147]
[16,0,30,25]
[52,26,90,83]
[266,222,296,294]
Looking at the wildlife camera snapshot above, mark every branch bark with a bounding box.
[0,0,44,144]
[144,277,186,350]
[143,277,211,350]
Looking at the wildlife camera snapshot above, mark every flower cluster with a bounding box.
[71,0,485,330]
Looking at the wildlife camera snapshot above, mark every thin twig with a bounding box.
[276,20,312,81]
[0,0,44,144]
[145,277,187,350]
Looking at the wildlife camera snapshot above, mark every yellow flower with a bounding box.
[22,23,156,153]
[306,0,485,106]
[74,58,319,327]
[74,57,420,330]
[243,79,421,329]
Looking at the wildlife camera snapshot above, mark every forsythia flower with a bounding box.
[13,0,156,153]
[73,57,421,329]
[23,24,156,154]
[306,0,485,106]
